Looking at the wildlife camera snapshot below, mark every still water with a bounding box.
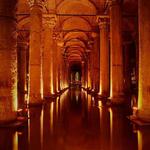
[0,87,150,150]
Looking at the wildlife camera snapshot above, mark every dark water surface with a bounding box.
[0,87,150,150]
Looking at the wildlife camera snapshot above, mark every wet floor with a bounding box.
[0,87,150,150]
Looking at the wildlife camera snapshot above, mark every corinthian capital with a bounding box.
[96,16,109,28]
[42,14,57,28]
[108,0,121,6]
[28,0,44,8]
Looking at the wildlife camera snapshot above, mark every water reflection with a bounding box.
[0,88,150,150]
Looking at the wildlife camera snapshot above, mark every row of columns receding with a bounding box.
[0,0,150,122]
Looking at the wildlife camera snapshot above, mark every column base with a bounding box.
[0,111,17,125]
[97,93,109,99]
[108,96,125,105]
[28,99,43,107]
[128,115,150,126]
[137,109,150,122]
[44,94,57,99]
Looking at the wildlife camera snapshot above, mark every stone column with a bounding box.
[109,0,124,103]
[57,44,63,93]
[17,42,28,108]
[42,14,56,97]
[81,61,85,88]
[0,0,18,122]
[98,18,110,97]
[137,0,150,121]
[92,33,100,93]
[52,39,58,94]
[59,48,64,90]
[28,0,43,104]
[87,53,92,90]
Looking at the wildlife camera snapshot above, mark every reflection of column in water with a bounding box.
[29,107,42,150]
[43,103,51,150]
[108,108,125,150]
[0,129,18,150]
[137,130,142,150]
[137,129,150,150]
[99,105,110,150]
[87,94,92,113]
[40,106,44,150]
[109,108,113,144]
[50,102,54,134]
[56,97,60,120]
[13,132,18,150]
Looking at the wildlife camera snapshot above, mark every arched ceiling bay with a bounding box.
[62,17,92,31]
[57,0,97,15]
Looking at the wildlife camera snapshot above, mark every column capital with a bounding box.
[42,14,57,29]
[28,0,45,8]
[17,41,29,49]
[97,16,109,29]
[108,0,121,7]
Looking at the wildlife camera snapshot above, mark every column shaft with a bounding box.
[99,21,110,97]
[17,43,28,108]
[43,27,54,97]
[29,3,43,104]
[137,0,150,121]
[109,1,124,103]
[0,0,18,122]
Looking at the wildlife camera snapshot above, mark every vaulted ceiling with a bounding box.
[17,0,138,66]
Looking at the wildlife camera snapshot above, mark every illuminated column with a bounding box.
[52,39,58,94]
[81,61,85,88]
[109,0,124,103]
[92,33,99,93]
[98,18,110,97]
[0,0,18,122]
[17,42,28,108]
[90,50,94,91]
[29,0,43,104]
[87,52,91,89]
[57,43,64,92]
[59,49,64,90]
[85,60,88,89]
[137,0,150,121]
[42,14,56,97]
